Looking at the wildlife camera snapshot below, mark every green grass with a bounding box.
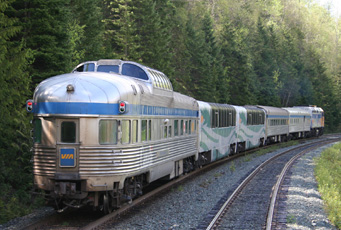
[287,214,296,224]
[229,161,236,172]
[314,143,341,229]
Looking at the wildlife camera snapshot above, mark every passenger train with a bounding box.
[26,59,324,213]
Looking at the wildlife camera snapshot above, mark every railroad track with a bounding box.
[198,137,340,230]
[21,136,338,230]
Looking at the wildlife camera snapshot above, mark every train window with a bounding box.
[185,121,188,134]
[155,73,162,88]
[219,110,223,127]
[142,120,147,142]
[248,113,252,125]
[150,71,158,87]
[168,126,172,137]
[122,63,148,80]
[215,112,219,128]
[148,70,155,86]
[132,120,138,143]
[160,75,166,89]
[157,73,164,88]
[99,120,117,144]
[34,119,42,144]
[152,72,161,88]
[97,65,119,73]
[148,120,151,140]
[225,109,228,127]
[163,126,168,138]
[259,114,263,124]
[165,77,172,90]
[174,120,179,136]
[61,121,76,143]
[189,120,192,134]
[121,120,130,144]
[180,120,184,135]
[190,120,196,134]
[75,63,95,72]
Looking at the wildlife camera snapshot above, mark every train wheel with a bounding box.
[103,193,113,214]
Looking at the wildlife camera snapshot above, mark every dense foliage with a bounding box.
[0,0,340,223]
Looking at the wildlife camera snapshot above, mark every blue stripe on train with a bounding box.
[34,102,198,117]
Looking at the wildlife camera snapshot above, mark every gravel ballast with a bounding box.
[284,142,338,230]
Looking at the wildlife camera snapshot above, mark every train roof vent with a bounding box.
[98,59,122,66]
[147,69,173,91]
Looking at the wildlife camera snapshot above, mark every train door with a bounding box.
[56,119,80,176]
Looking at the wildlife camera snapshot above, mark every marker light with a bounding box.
[26,99,34,112]
[119,101,126,113]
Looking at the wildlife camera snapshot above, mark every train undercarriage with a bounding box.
[38,156,199,214]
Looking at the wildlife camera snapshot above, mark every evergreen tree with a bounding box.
[0,0,33,222]
[102,0,140,60]
[251,18,280,106]
[277,30,302,107]
[134,0,172,73]
[220,19,254,105]
[185,15,213,102]
[11,0,73,85]
[202,13,227,103]
[69,0,104,62]
[303,47,338,132]
[168,1,192,93]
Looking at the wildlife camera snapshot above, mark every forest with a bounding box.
[0,0,340,223]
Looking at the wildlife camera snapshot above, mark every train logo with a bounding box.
[60,148,75,167]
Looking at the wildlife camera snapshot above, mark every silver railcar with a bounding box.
[27,60,199,212]
[294,106,324,136]
[283,107,311,139]
[257,105,289,143]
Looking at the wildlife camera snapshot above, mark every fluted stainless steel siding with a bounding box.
[33,136,197,178]
[33,146,57,176]
[79,136,197,176]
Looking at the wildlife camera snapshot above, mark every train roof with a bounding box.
[72,59,173,92]
[243,105,265,112]
[256,105,289,116]
[294,106,324,113]
[282,107,311,117]
[33,72,137,104]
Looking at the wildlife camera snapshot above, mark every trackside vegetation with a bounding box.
[315,143,341,229]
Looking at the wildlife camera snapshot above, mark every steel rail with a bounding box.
[205,138,339,230]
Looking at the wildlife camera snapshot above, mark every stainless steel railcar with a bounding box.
[283,107,311,139]
[257,106,289,143]
[27,60,199,212]
[294,106,324,136]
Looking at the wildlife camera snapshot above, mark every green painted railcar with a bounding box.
[198,102,266,164]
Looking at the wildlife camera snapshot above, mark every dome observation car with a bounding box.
[72,59,173,91]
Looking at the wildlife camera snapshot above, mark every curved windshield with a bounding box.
[97,65,119,73]
[122,63,148,80]
[75,63,95,72]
